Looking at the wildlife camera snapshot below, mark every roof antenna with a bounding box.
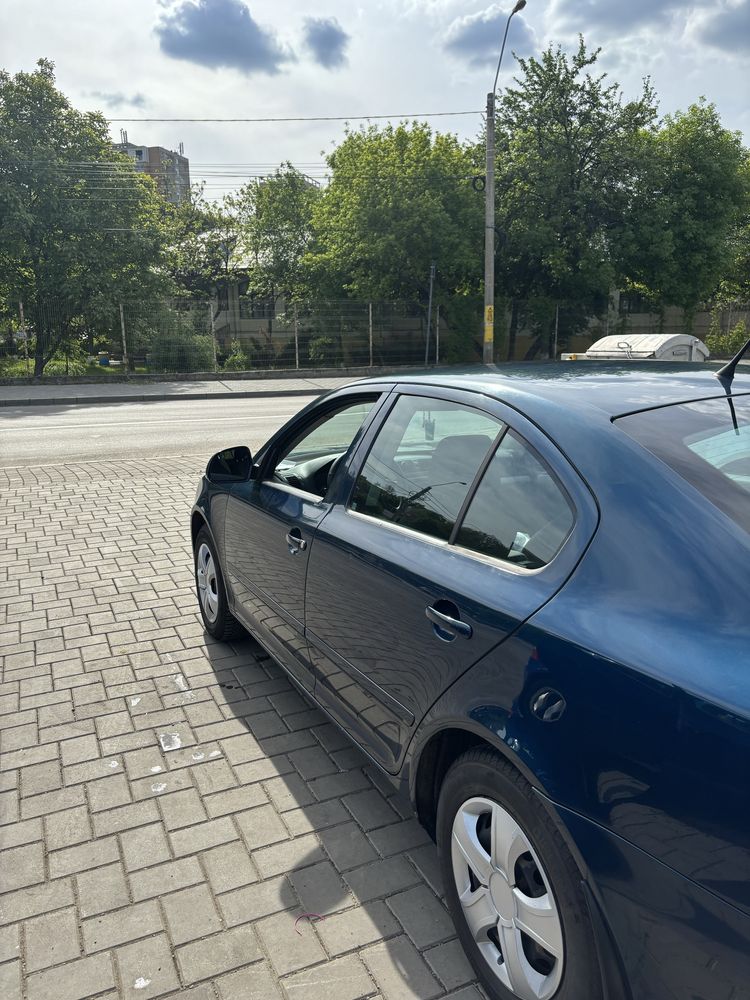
[714,335,750,435]
[715,334,750,389]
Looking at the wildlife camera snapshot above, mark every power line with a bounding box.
[107,111,481,123]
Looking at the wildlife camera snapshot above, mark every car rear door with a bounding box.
[303,385,597,770]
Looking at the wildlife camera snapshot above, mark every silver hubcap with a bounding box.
[451,797,564,1000]
[196,543,219,624]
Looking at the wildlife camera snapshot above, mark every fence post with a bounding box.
[208,303,218,373]
[118,303,129,372]
[435,304,440,366]
[18,300,30,375]
[367,303,374,367]
[424,262,435,366]
[553,303,559,360]
[292,303,300,370]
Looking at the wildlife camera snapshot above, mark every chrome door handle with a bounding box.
[285,529,307,554]
[425,605,472,639]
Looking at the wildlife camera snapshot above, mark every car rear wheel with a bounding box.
[194,526,243,641]
[436,748,602,1000]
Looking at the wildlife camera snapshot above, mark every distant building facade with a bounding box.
[114,136,190,204]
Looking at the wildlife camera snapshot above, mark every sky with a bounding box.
[2,0,749,197]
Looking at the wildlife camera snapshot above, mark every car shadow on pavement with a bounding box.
[195,631,479,998]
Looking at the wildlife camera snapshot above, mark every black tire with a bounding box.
[193,526,244,641]
[436,748,602,1000]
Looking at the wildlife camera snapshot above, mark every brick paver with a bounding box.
[0,458,480,998]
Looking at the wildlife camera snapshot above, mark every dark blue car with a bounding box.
[191,365,750,1000]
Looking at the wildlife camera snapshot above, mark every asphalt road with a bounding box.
[0,395,317,467]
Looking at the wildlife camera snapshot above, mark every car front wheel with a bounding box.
[193,526,243,641]
[436,748,602,1000]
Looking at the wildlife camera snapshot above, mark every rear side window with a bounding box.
[617,396,750,534]
[455,430,574,569]
[350,395,502,541]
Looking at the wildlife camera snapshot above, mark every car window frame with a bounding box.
[449,427,577,571]
[337,383,598,579]
[346,392,508,543]
[253,388,391,506]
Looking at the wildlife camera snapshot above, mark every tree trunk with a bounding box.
[507,300,519,362]
[523,334,544,361]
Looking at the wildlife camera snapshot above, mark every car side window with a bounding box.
[272,397,377,498]
[455,430,574,569]
[349,395,503,541]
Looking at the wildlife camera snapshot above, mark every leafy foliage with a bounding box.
[221,340,249,371]
[164,188,244,298]
[491,39,659,354]
[622,101,750,312]
[228,163,321,303]
[147,317,215,373]
[308,336,336,365]
[1,51,748,375]
[0,60,169,374]
[705,319,748,359]
[305,123,482,306]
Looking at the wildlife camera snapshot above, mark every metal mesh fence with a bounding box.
[5,295,741,377]
[0,298,438,378]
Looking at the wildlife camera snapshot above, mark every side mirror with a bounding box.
[206,446,252,483]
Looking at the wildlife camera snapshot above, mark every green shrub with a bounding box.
[0,357,30,377]
[149,330,215,373]
[222,341,249,372]
[44,356,88,375]
[308,336,336,365]
[706,318,748,359]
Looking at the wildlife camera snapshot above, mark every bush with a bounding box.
[149,329,215,373]
[0,357,28,376]
[705,319,748,359]
[44,356,88,375]
[308,336,336,365]
[222,341,249,372]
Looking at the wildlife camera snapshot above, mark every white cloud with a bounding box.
[0,0,746,204]
[155,0,294,75]
[443,5,536,68]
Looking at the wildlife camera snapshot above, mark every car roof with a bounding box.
[356,362,750,421]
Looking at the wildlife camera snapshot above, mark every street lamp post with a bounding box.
[483,0,527,365]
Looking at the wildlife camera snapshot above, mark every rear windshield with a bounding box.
[616,395,750,534]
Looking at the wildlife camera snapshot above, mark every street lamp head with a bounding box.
[492,0,528,92]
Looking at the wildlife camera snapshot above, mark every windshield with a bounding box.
[617,395,750,534]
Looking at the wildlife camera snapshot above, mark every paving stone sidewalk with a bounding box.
[0,458,482,1000]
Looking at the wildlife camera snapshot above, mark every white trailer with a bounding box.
[562,333,709,363]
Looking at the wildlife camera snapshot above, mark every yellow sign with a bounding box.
[485,305,494,323]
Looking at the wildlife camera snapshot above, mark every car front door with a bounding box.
[223,390,385,691]
[303,386,597,769]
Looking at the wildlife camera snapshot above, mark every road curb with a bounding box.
[0,387,329,408]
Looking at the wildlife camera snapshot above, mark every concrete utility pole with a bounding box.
[484,0,527,365]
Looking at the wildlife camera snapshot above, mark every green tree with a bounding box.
[0,60,168,374]
[305,123,482,307]
[228,163,321,306]
[165,186,245,299]
[624,102,750,314]
[492,39,658,358]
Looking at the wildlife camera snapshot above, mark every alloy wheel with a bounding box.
[451,796,564,1000]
